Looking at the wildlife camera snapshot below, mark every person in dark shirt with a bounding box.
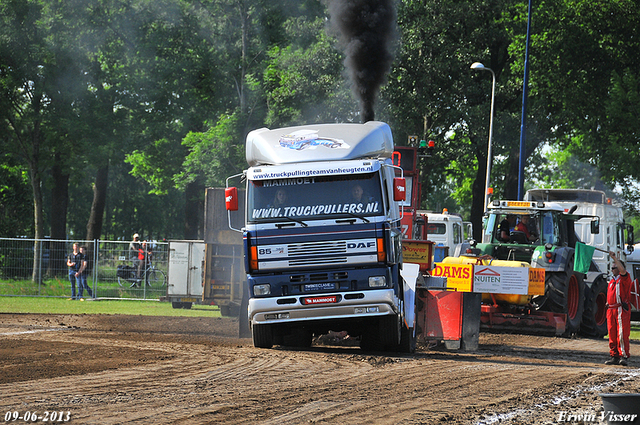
[498,214,516,241]
[66,243,82,300]
[77,245,93,299]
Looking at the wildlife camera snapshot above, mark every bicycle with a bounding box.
[117,258,166,288]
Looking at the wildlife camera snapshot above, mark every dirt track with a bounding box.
[1,313,639,425]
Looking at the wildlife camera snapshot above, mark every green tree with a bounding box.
[522,0,640,200]
[263,15,354,127]
[383,0,518,239]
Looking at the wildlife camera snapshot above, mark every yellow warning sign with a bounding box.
[528,268,545,295]
[432,263,473,292]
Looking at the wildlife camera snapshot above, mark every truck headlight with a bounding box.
[254,284,271,296]
[368,276,386,288]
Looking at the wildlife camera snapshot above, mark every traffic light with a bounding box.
[418,139,435,157]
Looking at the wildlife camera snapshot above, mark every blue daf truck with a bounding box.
[225,121,420,351]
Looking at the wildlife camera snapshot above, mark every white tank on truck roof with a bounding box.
[246,121,394,166]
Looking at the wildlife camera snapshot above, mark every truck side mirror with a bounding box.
[225,187,238,211]
[393,177,406,202]
[590,218,600,234]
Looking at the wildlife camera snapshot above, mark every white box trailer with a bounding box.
[167,240,206,309]
[524,189,634,275]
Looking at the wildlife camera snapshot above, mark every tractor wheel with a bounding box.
[542,254,585,335]
[580,275,608,338]
[252,324,273,348]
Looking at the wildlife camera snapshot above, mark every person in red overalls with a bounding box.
[605,251,632,366]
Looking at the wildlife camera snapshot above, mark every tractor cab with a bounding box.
[478,200,580,263]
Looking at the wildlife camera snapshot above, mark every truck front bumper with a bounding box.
[248,289,398,325]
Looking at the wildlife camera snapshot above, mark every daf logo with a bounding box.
[347,242,376,249]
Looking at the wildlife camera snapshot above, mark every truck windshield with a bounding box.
[483,212,545,244]
[247,172,384,223]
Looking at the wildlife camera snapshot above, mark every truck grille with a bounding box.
[290,272,349,282]
[289,256,347,266]
[288,241,347,256]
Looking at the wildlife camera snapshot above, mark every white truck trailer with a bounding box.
[524,189,637,322]
[524,189,634,275]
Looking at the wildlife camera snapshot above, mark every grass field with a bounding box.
[0,296,222,317]
[0,274,166,299]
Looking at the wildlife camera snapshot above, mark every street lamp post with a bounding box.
[470,62,496,211]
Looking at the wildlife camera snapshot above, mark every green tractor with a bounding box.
[474,200,605,336]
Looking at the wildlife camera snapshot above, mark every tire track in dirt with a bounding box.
[1,314,638,424]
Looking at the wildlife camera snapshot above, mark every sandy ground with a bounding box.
[1,312,639,425]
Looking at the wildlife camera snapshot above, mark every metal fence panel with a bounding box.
[0,238,168,300]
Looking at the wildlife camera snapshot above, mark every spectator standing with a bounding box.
[66,243,82,300]
[129,233,142,279]
[605,251,632,366]
[77,246,93,300]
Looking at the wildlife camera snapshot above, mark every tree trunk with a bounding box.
[86,165,109,241]
[84,165,109,274]
[471,143,487,242]
[184,181,203,239]
[49,153,70,277]
[505,146,520,200]
[30,166,44,283]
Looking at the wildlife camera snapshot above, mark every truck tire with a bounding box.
[252,324,273,348]
[542,254,585,335]
[360,325,383,351]
[580,275,608,338]
[238,282,251,338]
[398,324,416,354]
[379,314,401,348]
[283,328,313,348]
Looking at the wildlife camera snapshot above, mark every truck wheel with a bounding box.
[379,314,401,348]
[398,324,416,354]
[543,256,585,335]
[283,328,313,348]
[252,324,273,348]
[360,325,383,351]
[580,275,608,338]
[238,282,251,338]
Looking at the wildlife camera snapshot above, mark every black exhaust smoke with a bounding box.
[327,0,397,123]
